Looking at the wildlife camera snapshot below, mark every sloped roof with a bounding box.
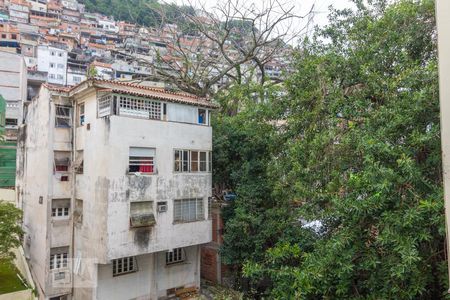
[45,79,218,109]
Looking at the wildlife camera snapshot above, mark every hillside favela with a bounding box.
[2,0,450,300]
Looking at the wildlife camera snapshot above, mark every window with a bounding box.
[57,63,64,69]
[166,248,185,265]
[49,74,56,79]
[173,198,204,223]
[73,76,81,83]
[129,147,155,174]
[1,34,6,39]
[50,63,55,68]
[57,74,64,80]
[54,151,70,172]
[58,52,63,57]
[11,34,17,40]
[98,94,112,117]
[112,257,137,276]
[118,95,161,120]
[50,247,69,270]
[51,51,55,56]
[55,105,71,128]
[174,150,189,172]
[174,150,211,173]
[5,118,18,126]
[78,103,85,126]
[198,109,206,124]
[130,201,155,228]
[51,199,70,219]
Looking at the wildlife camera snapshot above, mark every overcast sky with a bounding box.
[167,0,355,31]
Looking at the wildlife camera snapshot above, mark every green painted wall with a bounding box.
[0,142,16,188]
[0,96,15,187]
[0,94,5,137]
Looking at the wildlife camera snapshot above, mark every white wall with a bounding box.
[37,46,67,85]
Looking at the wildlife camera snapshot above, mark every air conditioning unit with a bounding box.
[157,202,167,213]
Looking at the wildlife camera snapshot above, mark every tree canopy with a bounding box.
[0,201,23,262]
[214,0,446,298]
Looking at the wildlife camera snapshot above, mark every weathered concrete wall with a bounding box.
[18,87,72,299]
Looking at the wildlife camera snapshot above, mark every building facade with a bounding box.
[17,79,215,300]
[0,50,27,141]
[37,44,68,85]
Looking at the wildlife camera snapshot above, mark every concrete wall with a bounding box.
[37,46,67,85]
[96,245,200,300]
[0,50,26,139]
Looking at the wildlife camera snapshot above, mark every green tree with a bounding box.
[221,0,446,299]
[0,201,23,262]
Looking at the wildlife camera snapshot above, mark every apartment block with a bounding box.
[17,79,215,299]
[0,50,26,140]
[37,44,67,85]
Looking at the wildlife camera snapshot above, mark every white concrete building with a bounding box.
[98,19,119,34]
[0,50,27,140]
[37,45,68,85]
[17,79,216,300]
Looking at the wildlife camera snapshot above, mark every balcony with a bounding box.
[27,70,47,83]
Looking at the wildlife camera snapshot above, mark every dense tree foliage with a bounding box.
[214,0,446,299]
[0,201,23,262]
[79,0,195,28]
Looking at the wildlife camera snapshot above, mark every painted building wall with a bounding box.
[37,45,67,85]
[19,83,214,299]
[0,50,26,140]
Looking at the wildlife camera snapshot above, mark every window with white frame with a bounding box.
[57,74,64,80]
[55,105,71,128]
[129,147,155,173]
[52,199,70,219]
[50,247,69,270]
[174,150,211,173]
[50,62,55,68]
[173,198,204,222]
[57,63,64,69]
[118,95,161,120]
[98,94,112,117]
[166,248,185,265]
[112,256,137,276]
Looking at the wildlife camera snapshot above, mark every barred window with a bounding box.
[50,247,68,270]
[166,248,185,265]
[174,150,211,173]
[112,257,137,276]
[129,147,155,174]
[174,198,204,223]
[55,105,71,128]
[98,94,112,117]
[118,95,161,120]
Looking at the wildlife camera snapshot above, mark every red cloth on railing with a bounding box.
[139,165,153,173]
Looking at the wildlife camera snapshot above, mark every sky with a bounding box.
[167,0,355,31]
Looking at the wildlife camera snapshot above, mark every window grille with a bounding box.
[129,147,155,173]
[166,248,185,264]
[98,94,112,117]
[112,257,137,276]
[118,95,161,120]
[174,150,211,173]
[173,198,204,222]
